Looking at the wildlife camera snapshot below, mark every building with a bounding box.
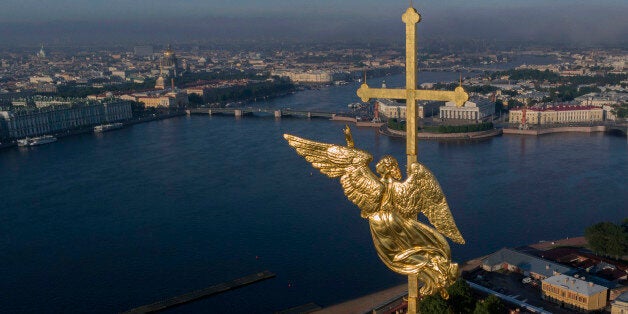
[509,105,604,125]
[137,96,174,108]
[440,97,495,121]
[481,248,573,280]
[160,45,180,77]
[37,44,46,59]
[375,99,442,120]
[0,100,132,138]
[272,70,333,84]
[611,291,628,314]
[136,89,188,108]
[542,274,608,312]
[376,99,406,119]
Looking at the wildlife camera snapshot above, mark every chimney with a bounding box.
[171,78,175,91]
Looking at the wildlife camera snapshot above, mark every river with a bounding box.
[1,68,626,313]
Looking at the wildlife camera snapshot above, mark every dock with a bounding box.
[123,270,276,313]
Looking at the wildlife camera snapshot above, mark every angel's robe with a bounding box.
[369,210,450,275]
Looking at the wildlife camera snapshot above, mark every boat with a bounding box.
[17,138,29,146]
[94,122,124,133]
[348,102,362,109]
[17,135,57,146]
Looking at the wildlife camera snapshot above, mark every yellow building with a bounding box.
[271,70,332,84]
[138,96,175,108]
[542,274,608,312]
[509,105,603,125]
[612,291,628,314]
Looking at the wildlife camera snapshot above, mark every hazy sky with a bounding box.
[1,0,626,46]
[1,0,626,21]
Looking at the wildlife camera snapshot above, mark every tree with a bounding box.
[188,93,204,107]
[447,279,475,314]
[585,221,628,258]
[473,295,504,314]
[419,294,449,314]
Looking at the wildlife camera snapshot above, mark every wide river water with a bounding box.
[1,71,626,313]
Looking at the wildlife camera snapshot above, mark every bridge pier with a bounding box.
[234,109,243,117]
[307,112,311,119]
[274,110,282,119]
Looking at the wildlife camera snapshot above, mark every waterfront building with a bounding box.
[376,99,406,119]
[439,97,495,121]
[481,248,572,280]
[138,96,175,108]
[0,100,132,138]
[509,105,604,125]
[136,89,187,108]
[542,274,608,312]
[375,99,442,120]
[271,69,333,84]
[611,291,628,314]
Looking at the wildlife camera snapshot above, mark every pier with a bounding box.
[123,270,276,313]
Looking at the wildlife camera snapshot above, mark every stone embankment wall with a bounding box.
[330,115,385,128]
[503,126,606,135]
[385,127,502,140]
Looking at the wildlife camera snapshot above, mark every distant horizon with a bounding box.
[0,1,626,47]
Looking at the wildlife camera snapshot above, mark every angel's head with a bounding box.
[376,155,402,180]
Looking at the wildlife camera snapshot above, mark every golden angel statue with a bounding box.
[284,126,465,299]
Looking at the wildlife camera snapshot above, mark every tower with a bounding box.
[37,44,46,59]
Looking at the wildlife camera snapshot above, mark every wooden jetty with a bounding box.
[123,270,276,313]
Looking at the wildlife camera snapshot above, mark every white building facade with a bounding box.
[440,98,495,121]
[0,100,133,139]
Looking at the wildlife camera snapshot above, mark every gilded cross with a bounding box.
[356,5,468,313]
[357,6,468,172]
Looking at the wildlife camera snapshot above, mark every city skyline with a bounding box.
[0,0,626,46]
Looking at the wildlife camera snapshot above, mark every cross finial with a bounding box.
[363,70,367,84]
[459,73,462,87]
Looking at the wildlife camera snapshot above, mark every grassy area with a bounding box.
[421,122,494,133]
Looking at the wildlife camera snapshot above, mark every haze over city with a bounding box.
[1,0,626,46]
[0,0,627,313]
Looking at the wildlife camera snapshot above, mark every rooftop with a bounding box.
[543,274,607,296]
[483,248,573,278]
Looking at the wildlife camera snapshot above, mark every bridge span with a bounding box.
[186,108,336,119]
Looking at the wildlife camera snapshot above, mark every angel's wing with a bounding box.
[392,162,465,244]
[284,133,384,216]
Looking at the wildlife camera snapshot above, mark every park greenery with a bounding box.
[612,103,628,118]
[188,77,295,106]
[421,122,494,134]
[419,279,506,314]
[584,219,628,259]
[388,118,406,131]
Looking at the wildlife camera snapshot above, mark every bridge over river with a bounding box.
[186,107,339,119]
